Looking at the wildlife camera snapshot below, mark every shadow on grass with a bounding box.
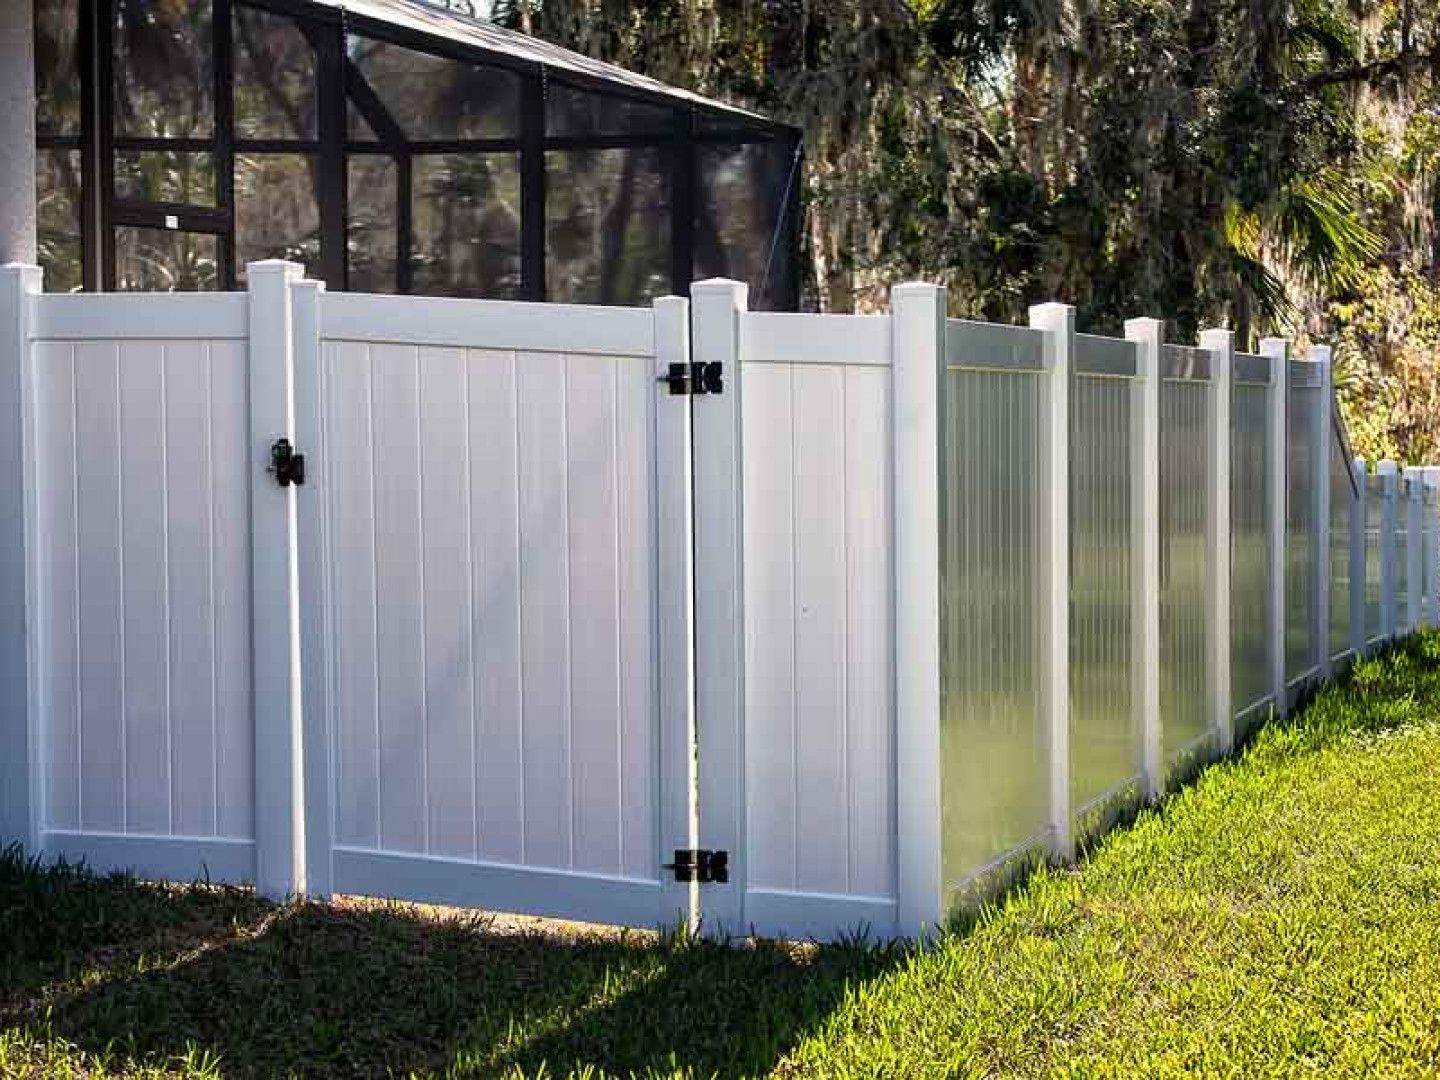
[15,641,1439,1077]
[1,852,901,1079]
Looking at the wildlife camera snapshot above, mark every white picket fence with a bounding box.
[1,262,1435,942]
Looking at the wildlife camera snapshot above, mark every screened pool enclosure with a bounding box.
[33,0,801,307]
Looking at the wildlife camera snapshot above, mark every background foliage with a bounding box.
[449,0,1438,460]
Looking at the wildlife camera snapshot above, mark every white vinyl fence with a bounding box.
[23,290,256,883]
[2,262,1436,942]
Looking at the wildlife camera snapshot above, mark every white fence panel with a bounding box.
[1232,354,1273,731]
[735,310,898,939]
[939,319,1052,900]
[1367,469,1386,646]
[308,292,689,930]
[1329,419,1355,663]
[1160,346,1212,776]
[1069,334,1141,836]
[1286,361,1321,689]
[29,293,257,883]
[1406,472,1423,632]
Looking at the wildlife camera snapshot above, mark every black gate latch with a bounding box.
[270,438,306,487]
[664,849,729,883]
[659,361,724,396]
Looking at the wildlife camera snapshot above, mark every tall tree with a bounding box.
[471,0,1440,449]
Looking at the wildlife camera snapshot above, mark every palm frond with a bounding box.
[1271,169,1385,288]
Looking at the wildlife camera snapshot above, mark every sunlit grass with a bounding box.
[781,632,1440,1077]
[5,633,1440,1077]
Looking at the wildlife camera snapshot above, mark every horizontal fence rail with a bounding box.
[2,263,1436,944]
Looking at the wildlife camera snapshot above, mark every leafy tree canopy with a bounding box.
[460,0,1438,458]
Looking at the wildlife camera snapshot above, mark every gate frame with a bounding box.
[295,276,697,930]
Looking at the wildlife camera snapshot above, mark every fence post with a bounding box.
[1350,457,1367,657]
[1029,302,1072,864]
[690,278,748,937]
[1123,318,1162,800]
[1408,470,1423,632]
[1312,346,1333,678]
[292,276,329,900]
[0,263,40,852]
[1378,460,1398,641]
[892,282,946,936]
[247,260,306,900]
[652,293,698,934]
[1260,337,1289,714]
[1200,329,1234,754]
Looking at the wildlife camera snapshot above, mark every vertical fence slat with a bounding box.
[690,278,748,936]
[1201,329,1234,753]
[1260,337,1289,714]
[248,260,306,900]
[0,263,40,851]
[893,283,944,935]
[1124,319,1162,799]
[1028,303,1073,862]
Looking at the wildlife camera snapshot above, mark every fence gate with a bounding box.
[299,287,696,929]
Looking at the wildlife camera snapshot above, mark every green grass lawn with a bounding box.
[7,634,1440,1078]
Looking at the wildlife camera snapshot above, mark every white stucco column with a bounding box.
[0,0,37,265]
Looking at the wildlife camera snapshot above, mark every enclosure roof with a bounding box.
[306,0,770,124]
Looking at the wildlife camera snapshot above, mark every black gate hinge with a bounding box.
[659,361,724,396]
[665,848,729,883]
[270,437,306,487]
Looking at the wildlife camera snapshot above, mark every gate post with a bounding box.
[1029,302,1073,864]
[1124,318,1162,799]
[690,278,748,937]
[893,282,945,936]
[248,261,307,900]
[1260,337,1288,713]
[1200,329,1234,753]
[292,276,331,900]
[0,263,40,852]
[1350,458,1367,657]
[652,294,697,934]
